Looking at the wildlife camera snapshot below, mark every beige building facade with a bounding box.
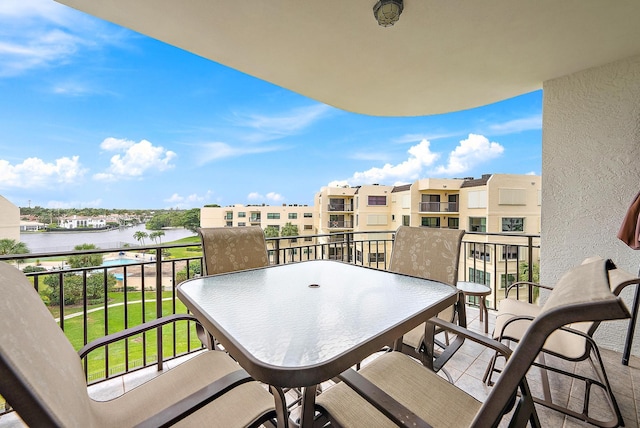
[0,196,20,241]
[200,174,541,308]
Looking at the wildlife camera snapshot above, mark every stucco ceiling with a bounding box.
[56,0,640,116]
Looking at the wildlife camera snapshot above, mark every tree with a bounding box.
[263,226,279,247]
[134,231,149,245]
[281,222,299,240]
[44,274,83,306]
[149,230,165,244]
[181,209,201,233]
[68,244,104,269]
[0,239,30,255]
[519,261,541,302]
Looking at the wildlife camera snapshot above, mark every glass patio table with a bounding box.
[177,259,458,426]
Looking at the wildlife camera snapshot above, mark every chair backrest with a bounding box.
[0,262,96,426]
[473,258,630,425]
[389,226,465,286]
[198,226,269,276]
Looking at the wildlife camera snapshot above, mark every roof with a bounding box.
[55,0,640,117]
[460,174,492,188]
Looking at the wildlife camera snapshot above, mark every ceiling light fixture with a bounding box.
[373,0,404,27]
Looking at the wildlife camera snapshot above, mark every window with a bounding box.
[304,213,313,218]
[467,190,487,208]
[469,217,486,232]
[368,195,387,206]
[391,214,395,221]
[238,212,246,218]
[402,215,410,226]
[304,237,313,242]
[226,221,232,227]
[267,213,280,219]
[225,212,233,220]
[238,222,246,227]
[501,245,520,260]
[368,252,385,263]
[469,244,491,262]
[448,217,459,229]
[500,273,517,289]
[469,268,490,286]
[502,217,524,232]
[421,217,440,228]
[304,224,313,230]
[288,213,298,219]
[367,214,387,225]
[498,188,526,205]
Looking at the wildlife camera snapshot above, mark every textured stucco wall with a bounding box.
[542,54,640,355]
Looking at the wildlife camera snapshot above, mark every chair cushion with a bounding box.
[494,299,589,360]
[317,352,481,428]
[92,351,275,427]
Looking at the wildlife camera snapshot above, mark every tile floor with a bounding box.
[2,306,639,427]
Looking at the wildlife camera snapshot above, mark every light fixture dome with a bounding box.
[373,0,404,27]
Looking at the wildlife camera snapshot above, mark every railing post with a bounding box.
[346,233,352,263]
[156,247,163,371]
[274,239,280,265]
[527,236,534,304]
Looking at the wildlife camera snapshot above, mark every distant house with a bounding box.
[19,221,46,232]
[0,195,20,240]
[60,215,107,229]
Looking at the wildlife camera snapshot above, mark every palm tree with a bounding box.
[0,239,30,255]
[133,231,148,246]
[149,230,165,244]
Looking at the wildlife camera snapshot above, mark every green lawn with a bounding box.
[61,295,203,381]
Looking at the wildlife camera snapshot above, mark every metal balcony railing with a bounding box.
[418,202,459,212]
[327,204,353,212]
[0,229,539,407]
[327,220,353,228]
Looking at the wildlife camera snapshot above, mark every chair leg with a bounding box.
[588,345,625,427]
[537,353,552,403]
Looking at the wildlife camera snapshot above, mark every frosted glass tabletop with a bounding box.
[178,260,457,387]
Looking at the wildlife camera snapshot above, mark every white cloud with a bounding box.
[197,142,281,164]
[0,0,129,77]
[328,139,439,187]
[164,191,212,209]
[434,134,504,175]
[46,198,102,209]
[0,155,87,188]
[488,115,542,135]
[232,104,333,143]
[247,192,285,203]
[93,138,177,181]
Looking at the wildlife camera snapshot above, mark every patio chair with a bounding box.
[315,258,630,427]
[198,226,269,276]
[0,261,285,428]
[483,256,640,427]
[388,226,466,373]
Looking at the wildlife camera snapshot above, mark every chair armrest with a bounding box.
[79,313,208,359]
[134,369,253,428]
[505,281,552,298]
[428,318,512,358]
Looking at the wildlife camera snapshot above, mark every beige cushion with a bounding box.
[317,352,480,428]
[93,351,275,427]
[494,298,589,360]
[199,226,269,275]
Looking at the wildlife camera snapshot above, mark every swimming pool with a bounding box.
[102,258,140,267]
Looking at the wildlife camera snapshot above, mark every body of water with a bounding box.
[20,224,196,253]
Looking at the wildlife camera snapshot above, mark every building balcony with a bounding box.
[327,220,353,229]
[419,202,459,213]
[327,203,353,212]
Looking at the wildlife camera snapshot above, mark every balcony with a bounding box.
[1,231,639,426]
[327,203,353,212]
[327,220,352,229]
[419,201,459,213]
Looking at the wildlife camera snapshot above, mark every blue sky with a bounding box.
[0,0,542,210]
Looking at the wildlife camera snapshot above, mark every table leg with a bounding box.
[300,385,318,427]
[481,296,489,334]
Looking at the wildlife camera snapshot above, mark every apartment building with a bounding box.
[200,174,541,306]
